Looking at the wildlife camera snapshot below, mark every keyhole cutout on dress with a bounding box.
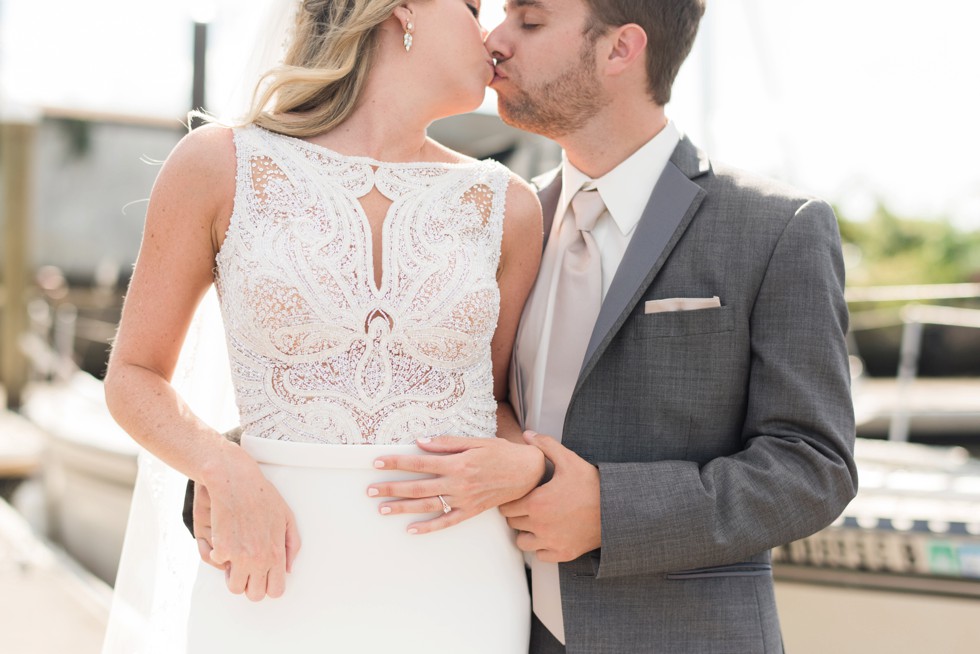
[357,183,395,294]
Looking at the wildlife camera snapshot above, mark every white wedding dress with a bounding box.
[182,125,529,653]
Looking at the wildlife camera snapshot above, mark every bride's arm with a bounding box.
[104,125,299,600]
[367,173,545,534]
[491,175,544,449]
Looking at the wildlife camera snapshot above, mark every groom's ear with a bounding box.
[603,24,648,78]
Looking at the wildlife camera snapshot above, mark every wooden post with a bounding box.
[190,20,208,129]
[1,115,38,410]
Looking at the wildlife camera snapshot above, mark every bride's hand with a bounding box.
[366,436,545,534]
[201,442,302,601]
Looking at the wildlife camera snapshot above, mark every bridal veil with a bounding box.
[101,2,298,651]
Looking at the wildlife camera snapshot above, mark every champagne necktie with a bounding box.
[532,184,606,644]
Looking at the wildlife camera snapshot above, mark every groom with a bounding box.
[187,1,857,652]
[471,1,855,652]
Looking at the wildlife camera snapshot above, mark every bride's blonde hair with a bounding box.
[246,0,406,137]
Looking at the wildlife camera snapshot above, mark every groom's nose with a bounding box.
[484,26,510,63]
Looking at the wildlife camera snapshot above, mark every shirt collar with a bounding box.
[558,120,681,236]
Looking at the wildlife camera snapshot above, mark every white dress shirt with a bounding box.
[521,120,680,437]
[510,120,680,644]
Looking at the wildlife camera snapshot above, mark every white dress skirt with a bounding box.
[186,435,531,653]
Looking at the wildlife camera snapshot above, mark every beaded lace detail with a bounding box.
[215,125,510,444]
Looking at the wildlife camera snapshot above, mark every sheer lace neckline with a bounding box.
[256,125,485,170]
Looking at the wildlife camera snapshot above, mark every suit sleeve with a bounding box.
[182,480,196,537]
[594,199,858,579]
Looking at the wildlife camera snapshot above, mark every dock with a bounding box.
[0,496,109,653]
[1,407,109,653]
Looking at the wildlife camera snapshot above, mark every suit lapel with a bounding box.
[577,138,709,387]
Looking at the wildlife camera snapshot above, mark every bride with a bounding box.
[103,0,543,651]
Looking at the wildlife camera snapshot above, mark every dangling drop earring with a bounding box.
[404,22,414,52]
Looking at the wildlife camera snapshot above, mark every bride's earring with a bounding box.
[404,22,414,52]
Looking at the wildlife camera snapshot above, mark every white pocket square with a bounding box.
[645,296,721,314]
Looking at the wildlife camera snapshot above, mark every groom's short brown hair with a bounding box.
[583,0,706,105]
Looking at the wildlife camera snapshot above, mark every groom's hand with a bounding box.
[499,431,602,563]
[193,484,225,570]
[366,435,545,535]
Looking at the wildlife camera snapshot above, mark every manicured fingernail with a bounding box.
[408,528,419,535]
[417,436,432,444]
[367,488,379,497]
[373,460,385,469]
[380,506,392,515]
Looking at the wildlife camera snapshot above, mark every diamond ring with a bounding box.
[437,495,452,514]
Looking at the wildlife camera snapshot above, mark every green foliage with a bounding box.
[836,202,980,286]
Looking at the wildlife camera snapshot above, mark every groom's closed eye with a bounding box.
[505,0,548,22]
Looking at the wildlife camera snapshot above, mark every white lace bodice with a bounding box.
[215,125,510,445]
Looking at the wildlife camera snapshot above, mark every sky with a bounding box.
[2,0,979,228]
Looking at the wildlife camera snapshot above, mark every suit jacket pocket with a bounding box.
[630,305,734,339]
[665,562,772,580]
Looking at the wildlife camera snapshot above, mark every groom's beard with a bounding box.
[497,41,608,139]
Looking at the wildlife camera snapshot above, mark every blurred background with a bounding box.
[1,1,979,652]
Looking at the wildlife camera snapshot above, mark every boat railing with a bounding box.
[891,304,980,442]
[846,283,980,442]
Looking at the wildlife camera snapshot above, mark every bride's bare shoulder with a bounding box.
[167,123,237,177]
[152,124,237,214]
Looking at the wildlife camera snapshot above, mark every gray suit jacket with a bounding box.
[527,136,857,653]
